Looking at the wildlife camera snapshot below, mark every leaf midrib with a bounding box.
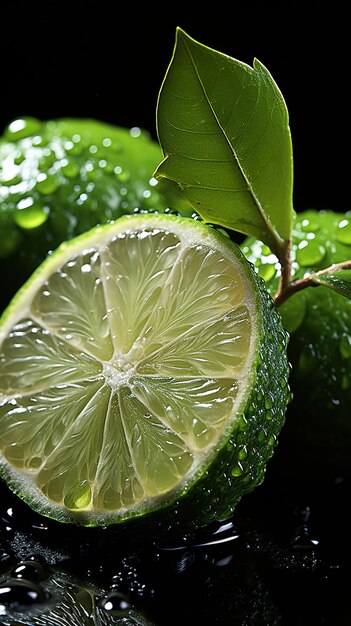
[181,36,279,243]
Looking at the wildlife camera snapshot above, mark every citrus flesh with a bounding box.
[0,117,189,307]
[0,214,289,527]
[242,209,351,475]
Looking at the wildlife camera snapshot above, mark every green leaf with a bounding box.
[312,269,351,300]
[155,28,293,257]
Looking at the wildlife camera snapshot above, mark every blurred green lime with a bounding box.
[0,117,190,307]
[242,209,351,476]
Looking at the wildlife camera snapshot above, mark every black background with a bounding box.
[0,2,349,215]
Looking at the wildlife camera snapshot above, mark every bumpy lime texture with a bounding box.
[0,117,189,306]
[242,210,351,475]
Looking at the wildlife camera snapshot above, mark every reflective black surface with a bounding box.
[1,449,350,625]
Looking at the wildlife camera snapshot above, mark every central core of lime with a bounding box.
[102,359,136,390]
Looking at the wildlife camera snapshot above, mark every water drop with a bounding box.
[336,219,351,244]
[231,464,243,477]
[130,127,142,137]
[300,218,320,232]
[11,559,49,583]
[15,200,49,229]
[237,447,247,460]
[99,590,131,613]
[61,161,80,178]
[296,239,326,267]
[0,579,47,609]
[36,173,58,195]
[4,117,41,140]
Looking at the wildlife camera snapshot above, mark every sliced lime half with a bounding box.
[0,214,289,527]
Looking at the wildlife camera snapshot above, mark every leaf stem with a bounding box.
[273,239,292,303]
[274,259,351,307]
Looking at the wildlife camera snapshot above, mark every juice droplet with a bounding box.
[296,239,326,267]
[336,219,351,244]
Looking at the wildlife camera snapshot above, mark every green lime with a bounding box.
[0,213,289,528]
[0,117,190,307]
[242,209,351,475]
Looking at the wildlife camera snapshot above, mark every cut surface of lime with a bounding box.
[0,214,289,527]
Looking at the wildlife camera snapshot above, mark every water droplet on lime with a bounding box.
[4,117,41,141]
[300,218,320,233]
[296,239,326,267]
[15,198,49,229]
[36,174,58,195]
[336,220,351,245]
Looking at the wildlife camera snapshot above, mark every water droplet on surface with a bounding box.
[231,465,243,477]
[336,219,351,244]
[15,200,49,229]
[4,117,41,140]
[99,590,131,613]
[61,160,80,178]
[11,558,49,583]
[296,239,326,267]
[0,578,47,608]
[300,218,320,232]
[36,173,58,195]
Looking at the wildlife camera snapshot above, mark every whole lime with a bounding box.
[0,117,190,307]
[242,209,351,476]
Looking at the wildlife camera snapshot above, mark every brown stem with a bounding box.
[273,239,292,303]
[274,259,351,307]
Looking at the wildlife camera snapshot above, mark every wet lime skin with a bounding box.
[242,210,351,476]
[0,117,189,307]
